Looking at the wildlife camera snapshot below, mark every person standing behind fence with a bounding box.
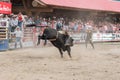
[10,15,18,32]
[56,19,63,31]
[17,12,24,30]
[14,27,23,49]
[85,22,94,49]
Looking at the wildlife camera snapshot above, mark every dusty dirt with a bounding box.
[0,43,120,80]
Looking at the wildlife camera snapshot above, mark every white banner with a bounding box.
[71,33,120,43]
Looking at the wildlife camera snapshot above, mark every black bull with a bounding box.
[37,27,74,58]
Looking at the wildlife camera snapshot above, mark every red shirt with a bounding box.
[18,15,22,21]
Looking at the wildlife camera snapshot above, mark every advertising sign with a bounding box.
[71,33,120,43]
[0,2,12,14]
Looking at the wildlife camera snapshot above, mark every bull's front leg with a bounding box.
[58,48,63,58]
[66,46,72,58]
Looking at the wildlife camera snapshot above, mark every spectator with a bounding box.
[14,27,23,48]
[10,15,18,32]
[73,21,78,33]
[17,12,24,30]
[0,14,4,20]
[35,16,40,26]
[56,19,63,31]
[41,18,47,26]
[4,15,10,21]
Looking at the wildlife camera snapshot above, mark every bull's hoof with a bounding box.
[61,56,63,58]
[69,56,72,59]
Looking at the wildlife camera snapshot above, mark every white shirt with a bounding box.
[41,21,47,26]
[10,18,18,26]
[14,30,23,37]
[86,24,93,30]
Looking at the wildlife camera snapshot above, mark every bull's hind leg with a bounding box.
[58,48,63,58]
[66,47,72,58]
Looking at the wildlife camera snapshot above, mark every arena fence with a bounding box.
[9,27,120,49]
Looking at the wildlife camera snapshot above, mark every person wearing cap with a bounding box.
[85,22,94,49]
[10,15,18,32]
[14,27,23,48]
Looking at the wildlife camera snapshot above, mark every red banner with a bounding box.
[0,2,12,14]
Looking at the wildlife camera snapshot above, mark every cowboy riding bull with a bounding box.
[37,27,74,58]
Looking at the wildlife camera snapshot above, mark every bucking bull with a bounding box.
[37,27,74,58]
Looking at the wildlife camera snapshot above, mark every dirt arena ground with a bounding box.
[0,42,120,80]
